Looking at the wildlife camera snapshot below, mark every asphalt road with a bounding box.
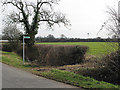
[2,63,78,88]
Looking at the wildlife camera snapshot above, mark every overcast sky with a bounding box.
[0,0,119,38]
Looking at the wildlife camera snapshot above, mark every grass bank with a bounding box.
[1,51,120,89]
[42,69,119,89]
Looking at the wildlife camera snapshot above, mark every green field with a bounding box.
[37,42,118,56]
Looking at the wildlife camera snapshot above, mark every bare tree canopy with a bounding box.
[2,24,23,43]
[98,7,120,51]
[107,7,120,51]
[2,0,70,46]
[106,7,120,38]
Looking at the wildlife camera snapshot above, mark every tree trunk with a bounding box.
[25,34,35,47]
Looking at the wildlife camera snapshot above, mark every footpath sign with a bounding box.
[23,36,30,65]
[24,36,30,39]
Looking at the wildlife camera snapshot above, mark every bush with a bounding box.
[43,45,88,66]
[0,43,2,51]
[2,44,14,52]
[77,51,120,85]
[16,44,88,66]
[2,43,22,52]
[103,51,120,84]
[15,45,23,56]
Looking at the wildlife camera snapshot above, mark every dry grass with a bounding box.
[33,55,99,73]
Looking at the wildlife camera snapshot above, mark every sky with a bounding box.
[0,0,119,38]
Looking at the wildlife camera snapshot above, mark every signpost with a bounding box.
[23,36,30,65]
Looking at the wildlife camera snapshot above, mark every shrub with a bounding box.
[2,43,21,52]
[103,51,120,84]
[0,43,2,51]
[2,44,14,52]
[22,45,88,66]
[15,45,23,57]
[77,51,120,85]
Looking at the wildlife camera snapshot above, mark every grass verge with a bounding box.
[1,51,120,89]
[41,69,119,89]
[1,51,33,70]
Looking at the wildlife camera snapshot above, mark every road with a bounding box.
[2,63,78,88]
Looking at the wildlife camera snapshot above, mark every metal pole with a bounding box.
[118,1,120,51]
[23,36,24,65]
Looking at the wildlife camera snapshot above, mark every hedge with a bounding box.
[25,45,88,66]
[2,44,89,66]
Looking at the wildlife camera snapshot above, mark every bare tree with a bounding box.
[2,0,70,46]
[99,7,120,51]
[98,7,120,84]
[2,24,23,43]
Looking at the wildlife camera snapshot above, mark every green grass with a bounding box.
[1,51,120,89]
[1,51,32,69]
[42,69,119,89]
[37,42,118,56]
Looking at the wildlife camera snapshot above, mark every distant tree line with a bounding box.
[36,34,119,42]
[2,33,119,42]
